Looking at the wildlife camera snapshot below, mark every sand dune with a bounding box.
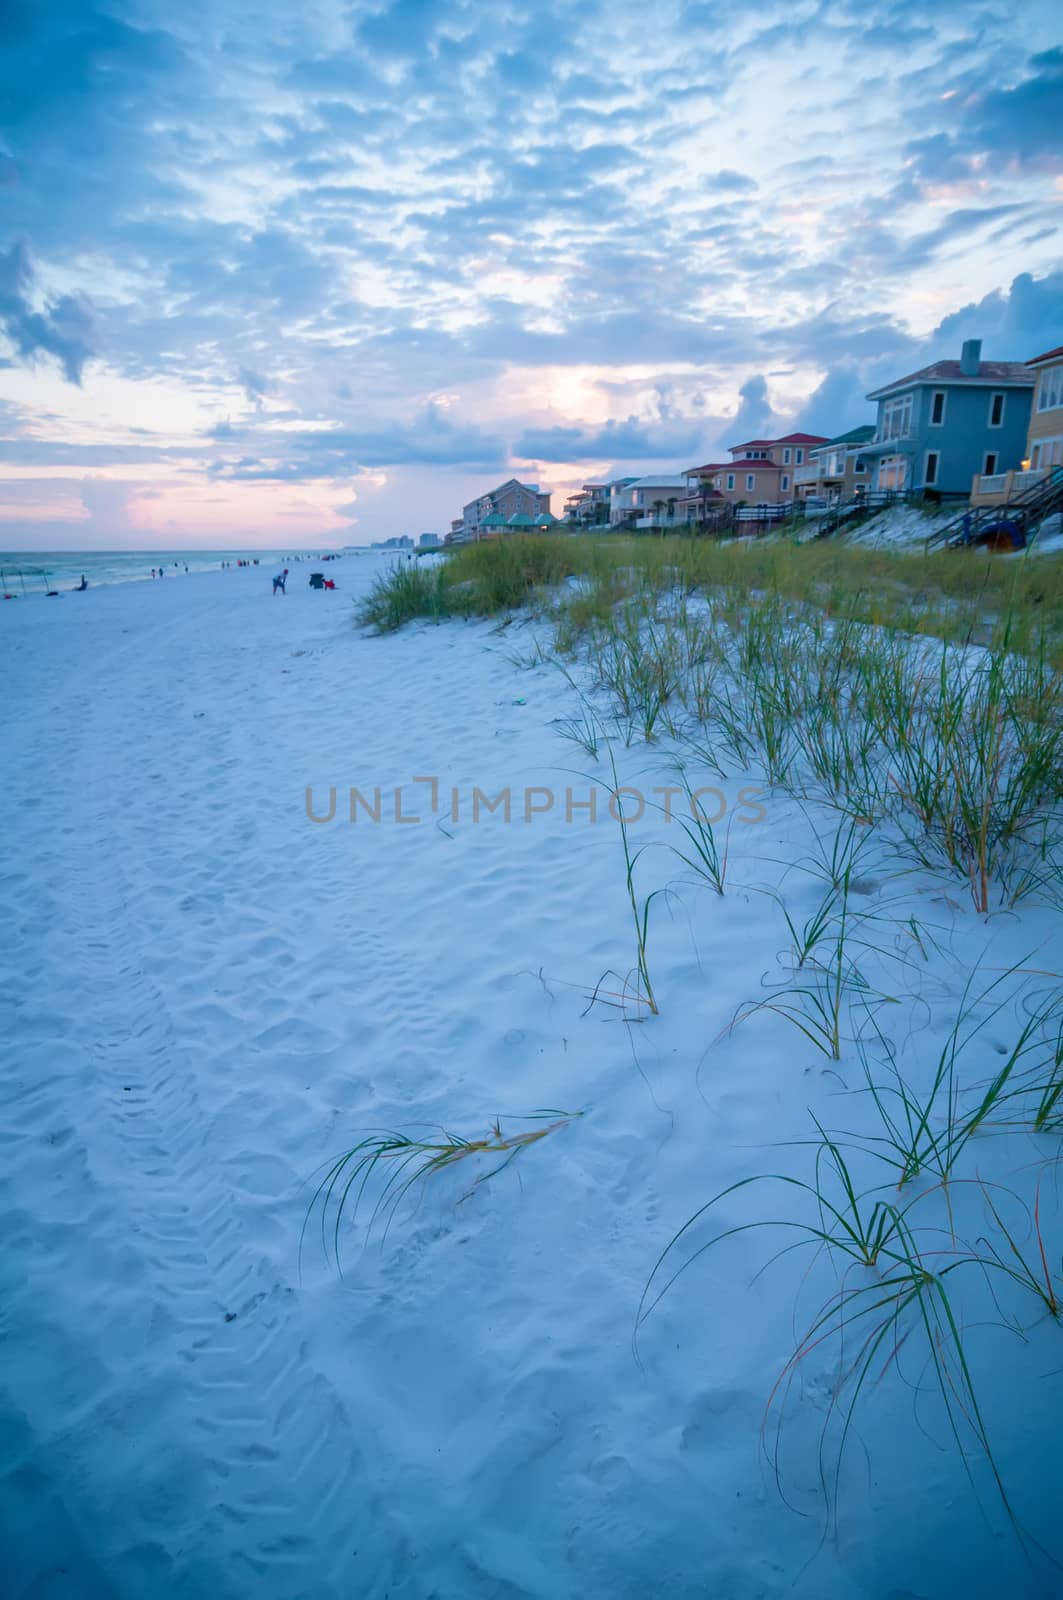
[2,561,1059,1598]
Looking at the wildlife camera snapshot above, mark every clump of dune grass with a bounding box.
[608,746,661,1016]
[358,536,579,630]
[635,1133,1010,1528]
[637,1105,1063,1547]
[362,532,1063,663]
[305,1111,581,1268]
[358,561,447,631]
[645,966,1063,1538]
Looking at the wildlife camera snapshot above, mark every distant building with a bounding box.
[794,426,875,503]
[418,532,441,548]
[564,478,636,526]
[861,339,1034,496]
[682,434,829,510]
[677,463,729,524]
[381,535,414,549]
[462,478,552,541]
[609,475,689,527]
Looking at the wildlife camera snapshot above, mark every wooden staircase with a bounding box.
[925,469,1063,553]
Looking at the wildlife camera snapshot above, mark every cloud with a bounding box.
[238,366,276,403]
[725,375,777,447]
[0,240,96,383]
[791,268,1063,440]
[207,404,508,480]
[706,169,758,193]
[899,48,1063,193]
[513,414,705,463]
[2,0,1062,543]
[931,268,1063,359]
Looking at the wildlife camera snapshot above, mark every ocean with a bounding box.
[0,549,346,595]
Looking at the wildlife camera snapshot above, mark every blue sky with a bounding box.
[1,0,1062,546]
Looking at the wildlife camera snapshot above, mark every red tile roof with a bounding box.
[1028,345,1063,368]
[683,462,727,474]
[728,433,829,451]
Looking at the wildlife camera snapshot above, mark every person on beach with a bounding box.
[74,575,88,591]
[273,569,288,594]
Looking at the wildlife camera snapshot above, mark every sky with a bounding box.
[1,0,1062,549]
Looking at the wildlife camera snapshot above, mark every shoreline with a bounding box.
[0,548,361,597]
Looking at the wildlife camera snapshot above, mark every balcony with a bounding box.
[969,466,1047,507]
[634,512,685,529]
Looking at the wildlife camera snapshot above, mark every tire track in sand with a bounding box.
[3,592,406,1600]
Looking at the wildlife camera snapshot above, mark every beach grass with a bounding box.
[359,533,1063,662]
[305,1112,581,1268]
[358,528,1063,1542]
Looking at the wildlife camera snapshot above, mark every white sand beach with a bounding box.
[2,559,1061,1599]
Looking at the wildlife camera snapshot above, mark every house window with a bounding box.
[879,394,913,441]
[726,473,735,491]
[930,391,946,425]
[781,474,790,491]
[795,449,804,464]
[924,450,939,487]
[783,447,791,464]
[854,459,866,473]
[983,452,998,476]
[878,455,908,491]
[988,393,1005,428]
[746,474,755,492]
[1037,366,1063,412]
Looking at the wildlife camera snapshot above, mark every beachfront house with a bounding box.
[686,433,829,509]
[794,425,875,503]
[505,511,562,532]
[677,463,728,524]
[1024,344,1063,474]
[860,339,1034,497]
[609,475,690,528]
[564,478,636,526]
[462,478,553,541]
[969,343,1063,506]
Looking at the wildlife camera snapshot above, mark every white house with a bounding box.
[609,475,690,527]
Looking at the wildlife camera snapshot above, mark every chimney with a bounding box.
[960,338,982,377]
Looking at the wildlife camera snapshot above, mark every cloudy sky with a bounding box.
[1,0,1062,548]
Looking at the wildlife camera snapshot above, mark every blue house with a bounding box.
[860,339,1034,497]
